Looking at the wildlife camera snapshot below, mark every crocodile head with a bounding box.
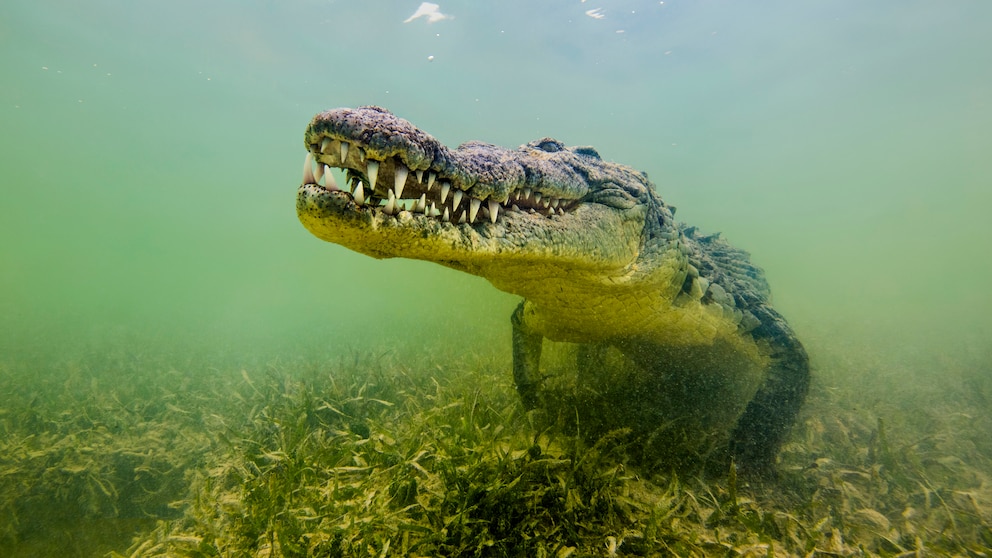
[297,106,685,341]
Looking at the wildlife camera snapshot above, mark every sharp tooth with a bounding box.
[340,141,350,162]
[323,165,339,189]
[442,207,450,222]
[394,165,408,198]
[415,194,426,213]
[320,138,331,153]
[534,192,542,204]
[522,188,532,200]
[427,172,436,190]
[511,204,520,212]
[452,189,463,208]
[314,162,325,183]
[440,182,450,203]
[367,160,379,189]
[558,207,565,216]
[303,153,316,184]
[416,169,424,183]
[457,211,466,224]
[428,201,440,217]
[488,200,499,223]
[551,198,560,208]
[353,181,365,205]
[384,189,397,214]
[469,198,481,223]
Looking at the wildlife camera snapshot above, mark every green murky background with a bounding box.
[3,0,990,361]
[2,0,991,554]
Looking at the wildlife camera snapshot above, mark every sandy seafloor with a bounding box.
[1,1,990,555]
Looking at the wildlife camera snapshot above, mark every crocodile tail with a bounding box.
[729,305,810,475]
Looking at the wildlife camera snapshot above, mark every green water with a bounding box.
[2,0,990,359]
[2,0,991,555]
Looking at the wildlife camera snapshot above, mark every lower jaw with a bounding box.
[296,183,512,266]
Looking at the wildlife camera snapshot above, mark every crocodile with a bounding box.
[296,106,809,473]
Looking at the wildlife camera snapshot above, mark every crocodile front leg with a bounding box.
[511,301,543,410]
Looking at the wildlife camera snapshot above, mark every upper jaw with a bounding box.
[300,106,583,227]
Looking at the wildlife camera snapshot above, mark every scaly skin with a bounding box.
[296,106,809,472]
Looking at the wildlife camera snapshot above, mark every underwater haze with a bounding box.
[2,0,991,555]
[2,0,991,361]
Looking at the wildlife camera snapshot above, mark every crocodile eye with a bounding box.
[535,139,563,153]
[585,184,638,209]
[573,146,601,159]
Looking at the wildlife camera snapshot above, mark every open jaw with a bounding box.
[299,137,579,227]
